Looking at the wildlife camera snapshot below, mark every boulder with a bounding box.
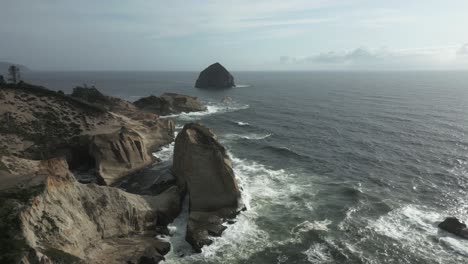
[195,63,235,89]
[438,217,468,239]
[134,93,206,116]
[172,123,243,252]
[0,156,182,263]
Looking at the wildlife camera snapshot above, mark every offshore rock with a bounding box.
[195,63,235,89]
[438,217,468,239]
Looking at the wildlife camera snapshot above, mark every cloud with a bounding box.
[279,44,468,70]
[306,48,383,63]
[457,43,468,57]
[280,56,290,64]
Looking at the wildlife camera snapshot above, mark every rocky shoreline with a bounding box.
[0,83,243,263]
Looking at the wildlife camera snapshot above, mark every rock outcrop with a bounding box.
[71,86,160,121]
[71,86,111,105]
[438,217,468,239]
[195,63,235,89]
[134,93,206,116]
[0,84,175,184]
[0,156,181,263]
[172,123,243,252]
[90,127,154,186]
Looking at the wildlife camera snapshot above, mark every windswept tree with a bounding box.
[7,65,21,85]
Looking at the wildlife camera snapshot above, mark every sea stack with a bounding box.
[172,123,243,252]
[195,63,235,89]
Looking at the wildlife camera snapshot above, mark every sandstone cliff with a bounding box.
[0,156,181,263]
[0,84,174,185]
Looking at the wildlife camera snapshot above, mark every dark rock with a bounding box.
[134,96,169,115]
[134,93,206,116]
[71,86,111,104]
[135,246,164,264]
[153,240,171,255]
[160,93,206,113]
[438,217,468,238]
[173,123,243,251]
[195,63,235,89]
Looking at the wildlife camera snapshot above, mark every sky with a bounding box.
[0,0,467,71]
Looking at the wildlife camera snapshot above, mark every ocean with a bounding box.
[22,71,468,263]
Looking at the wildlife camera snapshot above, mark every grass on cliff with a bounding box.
[2,82,107,113]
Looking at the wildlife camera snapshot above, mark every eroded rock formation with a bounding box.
[195,63,235,89]
[172,123,243,252]
[134,93,206,116]
[0,156,181,263]
[0,85,175,184]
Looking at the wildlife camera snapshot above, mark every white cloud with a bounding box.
[280,44,468,70]
[457,44,468,57]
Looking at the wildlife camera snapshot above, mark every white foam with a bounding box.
[370,205,468,262]
[291,220,332,235]
[236,121,250,126]
[163,197,194,259]
[161,102,249,121]
[164,153,305,263]
[303,243,332,263]
[224,133,272,141]
[235,84,251,88]
[153,142,175,162]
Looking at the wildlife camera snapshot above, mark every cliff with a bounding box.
[0,156,180,263]
[0,83,174,184]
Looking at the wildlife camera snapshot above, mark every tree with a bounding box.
[0,75,5,85]
[7,65,21,85]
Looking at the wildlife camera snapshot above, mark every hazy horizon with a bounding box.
[1,0,468,71]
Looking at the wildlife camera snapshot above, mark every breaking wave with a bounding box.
[164,152,307,263]
[369,205,468,263]
[224,133,272,141]
[161,102,249,121]
[233,121,250,126]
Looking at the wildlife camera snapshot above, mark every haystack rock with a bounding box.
[195,63,235,89]
[172,123,243,252]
